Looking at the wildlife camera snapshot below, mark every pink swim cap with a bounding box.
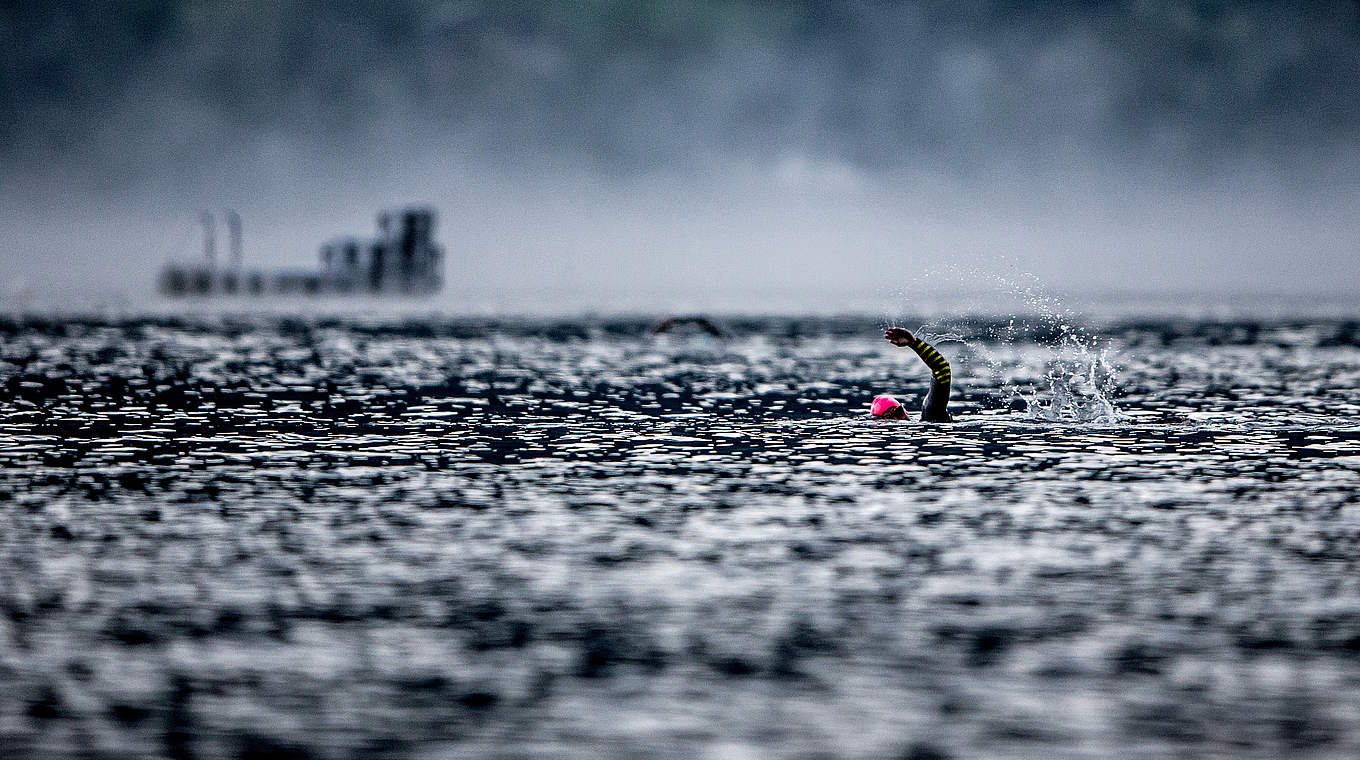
[870,395,903,416]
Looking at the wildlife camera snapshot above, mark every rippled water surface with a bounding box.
[2,314,1359,759]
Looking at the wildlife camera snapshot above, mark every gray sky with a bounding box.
[2,1,1358,311]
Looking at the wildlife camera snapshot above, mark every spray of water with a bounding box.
[885,263,1128,424]
[1019,345,1124,424]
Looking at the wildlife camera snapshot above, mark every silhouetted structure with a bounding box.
[159,207,442,297]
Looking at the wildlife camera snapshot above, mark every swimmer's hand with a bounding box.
[884,327,916,347]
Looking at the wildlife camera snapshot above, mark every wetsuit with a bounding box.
[910,337,953,422]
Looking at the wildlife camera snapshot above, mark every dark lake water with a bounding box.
[2,312,1359,759]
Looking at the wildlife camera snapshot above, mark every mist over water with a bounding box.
[3,1,1360,306]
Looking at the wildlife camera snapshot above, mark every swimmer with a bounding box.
[649,315,727,338]
[872,327,953,422]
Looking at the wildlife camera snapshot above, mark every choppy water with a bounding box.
[2,313,1359,759]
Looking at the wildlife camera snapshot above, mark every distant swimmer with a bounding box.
[871,327,954,422]
[649,315,728,338]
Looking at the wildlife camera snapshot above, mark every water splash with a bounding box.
[1020,345,1124,424]
[892,264,1129,424]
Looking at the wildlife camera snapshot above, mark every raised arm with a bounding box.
[913,337,952,385]
[884,327,951,383]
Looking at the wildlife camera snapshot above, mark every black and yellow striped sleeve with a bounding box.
[911,338,951,385]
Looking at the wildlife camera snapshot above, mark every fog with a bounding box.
[3,1,1358,311]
